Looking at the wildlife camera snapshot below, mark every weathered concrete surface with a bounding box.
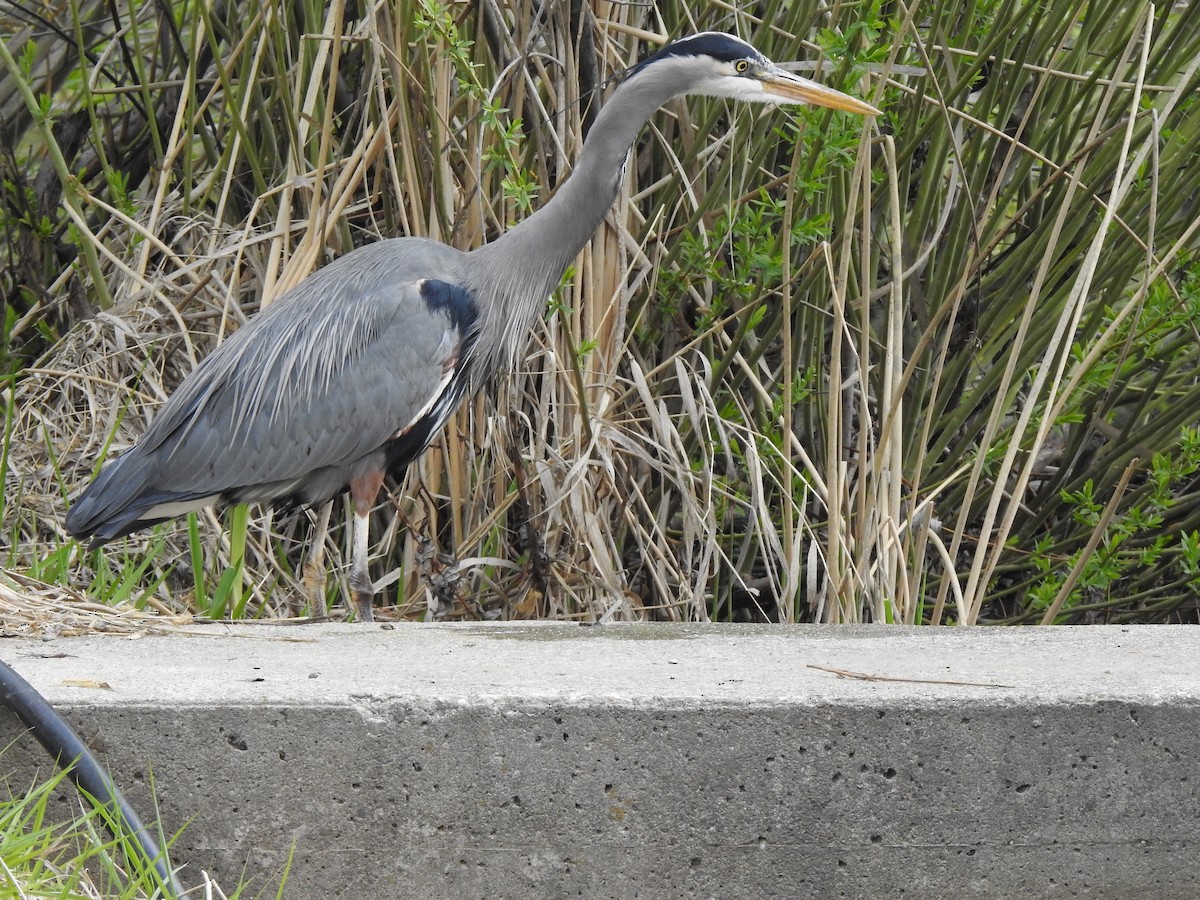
[0,623,1196,898]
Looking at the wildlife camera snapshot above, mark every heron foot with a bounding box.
[302,562,329,619]
[352,589,375,623]
[349,571,375,623]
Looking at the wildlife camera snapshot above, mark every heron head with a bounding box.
[635,32,880,116]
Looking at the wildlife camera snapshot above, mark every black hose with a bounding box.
[0,656,191,899]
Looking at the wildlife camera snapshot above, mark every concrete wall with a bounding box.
[0,623,1196,898]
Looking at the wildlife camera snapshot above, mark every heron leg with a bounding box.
[302,500,333,618]
[348,471,385,622]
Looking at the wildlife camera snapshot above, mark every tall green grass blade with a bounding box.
[188,512,207,611]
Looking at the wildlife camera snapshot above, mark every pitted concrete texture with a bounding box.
[0,623,1196,899]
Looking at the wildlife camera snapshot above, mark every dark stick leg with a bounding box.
[302,500,333,618]
[348,471,386,622]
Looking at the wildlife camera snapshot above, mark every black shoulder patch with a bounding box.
[419,279,479,335]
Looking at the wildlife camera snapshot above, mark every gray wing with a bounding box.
[67,239,477,541]
[155,283,467,488]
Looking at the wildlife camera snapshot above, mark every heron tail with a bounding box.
[65,451,214,546]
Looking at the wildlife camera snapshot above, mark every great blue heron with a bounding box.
[66,32,878,621]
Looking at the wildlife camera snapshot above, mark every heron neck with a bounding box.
[473,66,689,310]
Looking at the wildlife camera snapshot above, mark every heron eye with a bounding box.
[735,59,750,74]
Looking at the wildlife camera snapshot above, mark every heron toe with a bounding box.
[352,587,375,623]
[301,561,328,618]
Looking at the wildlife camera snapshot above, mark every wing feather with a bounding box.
[67,239,478,541]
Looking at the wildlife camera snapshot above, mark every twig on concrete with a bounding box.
[806,663,1014,689]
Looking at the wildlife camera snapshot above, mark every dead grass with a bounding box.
[0,568,191,639]
[5,1,1200,625]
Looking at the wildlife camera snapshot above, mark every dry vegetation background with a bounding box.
[3,0,1200,625]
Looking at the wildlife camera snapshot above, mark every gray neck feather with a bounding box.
[466,57,697,379]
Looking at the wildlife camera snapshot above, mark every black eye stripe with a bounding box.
[637,33,759,67]
[626,33,768,82]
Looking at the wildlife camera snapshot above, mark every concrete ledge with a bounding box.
[0,623,1196,898]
